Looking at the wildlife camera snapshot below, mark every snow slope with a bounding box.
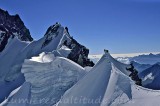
[3,51,160,106]
[56,52,131,106]
[139,64,160,90]
[0,23,94,105]
[4,25,64,81]
[0,38,29,81]
[0,23,64,82]
[104,53,131,76]
[57,52,160,106]
[1,52,87,106]
[1,82,31,106]
[20,53,86,106]
[0,74,25,103]
[0,23,65,103]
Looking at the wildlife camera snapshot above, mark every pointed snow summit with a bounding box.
[0,10,94,104]
[1,8,160,106]
[0,22,93,82]
[56,52,160,106]
[56,52,132,106]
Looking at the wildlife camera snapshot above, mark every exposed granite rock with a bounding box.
[0,8,33,52]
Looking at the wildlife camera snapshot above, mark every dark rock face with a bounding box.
[62,28,95,67]
[0,8,33,52]
[67,37,95,67]
[0,8,94,67]
[42,23,95,67]
[126,63,142,86]
[41,23,60,48]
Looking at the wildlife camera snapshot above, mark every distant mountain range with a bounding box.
[89,53,160,65]
[139,63,160,90]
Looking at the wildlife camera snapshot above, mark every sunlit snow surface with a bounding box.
[0,25,72,104]
[3,52,160,106]
[22,53,86,106]
[56,53,160,106]
[0,26,65,82]
[1,27,160,106]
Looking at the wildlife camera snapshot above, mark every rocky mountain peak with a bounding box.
[0,8,33,52]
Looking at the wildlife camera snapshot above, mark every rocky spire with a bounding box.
[0,8,33,52]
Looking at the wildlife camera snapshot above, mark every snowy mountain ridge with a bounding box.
[1,8,160,106]
[3,52,160,106]
[0,10,94,104]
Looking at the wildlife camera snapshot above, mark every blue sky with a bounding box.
[0,0,160,54]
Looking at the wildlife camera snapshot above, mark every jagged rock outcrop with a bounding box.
[41,23,60,48]
[66,37,94,67]
[126,63,142,86]
[43,23,95,67]
[0,8,33,52]
[60,27,94,67]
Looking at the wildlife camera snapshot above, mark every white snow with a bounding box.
[1,23,160,106]
[0,25,65,82]
[57,45,71,57]
[0,24,69,105]
[0,73,25,103]
[56,52,131,106]
[57,54,112,106]
[2,51,160,106]
[20,54,86,106]
[143,73,154,81]
[1,82,31,106]
[104,53,131,76]
[0,38,29,81]
[56,31,72,50]
[57,52,160,106]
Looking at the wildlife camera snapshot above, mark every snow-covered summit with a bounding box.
[0,18,95,105]
[2,51,160,106]
[1,8,160,106]
[0,22,94,82]
[56,52,160,106]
